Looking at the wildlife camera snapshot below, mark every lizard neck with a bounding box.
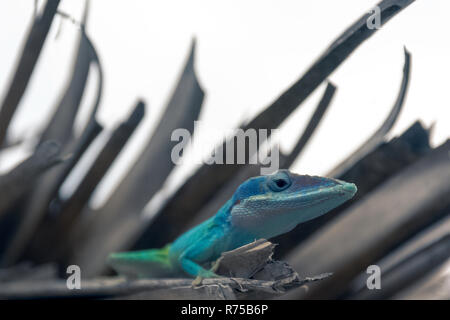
[212,198,234,225]
[213,198,260,248]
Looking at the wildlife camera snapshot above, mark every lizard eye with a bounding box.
[268,173,291,192]
[275,179,288,188]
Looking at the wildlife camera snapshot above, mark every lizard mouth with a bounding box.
[282,181,357,206]
[334,180,358,194]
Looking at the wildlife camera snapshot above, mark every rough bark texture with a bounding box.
[0,240,330,300]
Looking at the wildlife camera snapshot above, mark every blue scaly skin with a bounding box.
[108,170,357,280]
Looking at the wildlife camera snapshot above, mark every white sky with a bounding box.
[0,0,449,212]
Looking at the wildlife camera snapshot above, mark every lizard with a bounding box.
[107,170,357,281]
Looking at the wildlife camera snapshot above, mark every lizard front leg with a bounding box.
[179,255,220,286]
[178,240,221,285]
[180,256,218,277]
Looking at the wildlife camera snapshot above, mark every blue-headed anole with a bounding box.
[107,170,356,281]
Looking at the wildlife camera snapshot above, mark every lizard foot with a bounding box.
[210,257,222,273]
[192,275,204,287]
[191,270,221,287]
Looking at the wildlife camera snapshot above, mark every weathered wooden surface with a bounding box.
[0,16,105,267]
[0,141,64,217]
[0,0,61,147]
[0,262,58,283]
[39,2,92,146]
[0,240,329,300]
[0,274,331,300]
[346,214,450,299]
[327,48,411,178]
[1,121,102,267]
[25,102,145,264]
[284,140,450,299]
[392,257,450,300]
[215,239,277,279]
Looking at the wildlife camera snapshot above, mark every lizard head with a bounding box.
[229,169,357,239]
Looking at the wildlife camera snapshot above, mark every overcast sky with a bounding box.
[0,0,449,213]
